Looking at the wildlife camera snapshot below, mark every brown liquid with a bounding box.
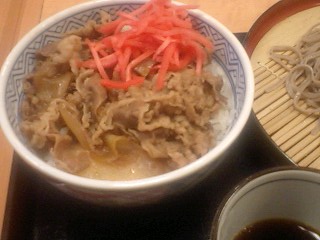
[234,218,320,240]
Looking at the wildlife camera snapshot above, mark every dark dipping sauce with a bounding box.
[234,218,320,240]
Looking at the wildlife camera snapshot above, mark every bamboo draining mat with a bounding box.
[251,5,320,168]
[253,59,320,168]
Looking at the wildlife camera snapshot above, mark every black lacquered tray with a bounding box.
[1,34,292,240]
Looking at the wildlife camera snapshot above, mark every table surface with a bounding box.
[0,0,279,236]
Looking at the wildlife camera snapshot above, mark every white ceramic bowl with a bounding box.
[0,0,254,205]
[212,167,320,240]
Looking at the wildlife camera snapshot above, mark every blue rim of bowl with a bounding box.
[0,0,254,191]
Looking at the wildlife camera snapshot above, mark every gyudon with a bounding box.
[20,0,228,180]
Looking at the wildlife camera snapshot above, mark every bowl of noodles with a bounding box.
[0,0,254,205]
[245,0,320,169]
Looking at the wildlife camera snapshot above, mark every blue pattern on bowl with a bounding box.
[5,2,245,144]
[1,1,251,205]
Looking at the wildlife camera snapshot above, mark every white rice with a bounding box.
[207,60,234,143]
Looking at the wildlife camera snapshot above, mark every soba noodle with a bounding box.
[269,23,320,117]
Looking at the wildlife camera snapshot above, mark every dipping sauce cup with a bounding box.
[211,167,320,240]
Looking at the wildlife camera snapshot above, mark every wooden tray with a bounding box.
[244,0,320,168]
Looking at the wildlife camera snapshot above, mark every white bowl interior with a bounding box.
[217,169,320,240]
[0,0,253,191]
